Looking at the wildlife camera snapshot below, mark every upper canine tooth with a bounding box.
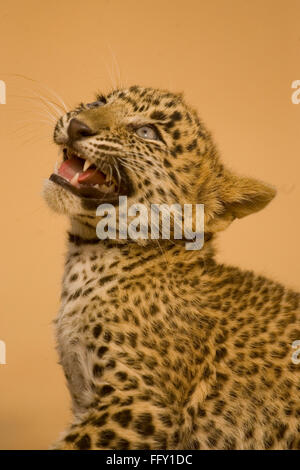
[83,159,93,172]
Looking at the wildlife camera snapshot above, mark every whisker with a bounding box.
[27,89,64,117]
[10,95,58,122]
[112,157,121,192]
[8,73,69,112]
[39,84,69,113]
[107,43,123,89]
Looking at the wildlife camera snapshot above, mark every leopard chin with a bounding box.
[43,178,79,215]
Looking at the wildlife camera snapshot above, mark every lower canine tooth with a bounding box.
[70,172,80,186]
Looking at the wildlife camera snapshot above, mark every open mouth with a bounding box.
[50,148,131,205]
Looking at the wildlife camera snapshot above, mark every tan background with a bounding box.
[0,0,299,450]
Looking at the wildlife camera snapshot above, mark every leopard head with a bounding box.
[43,85,276,242]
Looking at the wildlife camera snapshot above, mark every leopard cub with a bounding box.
[43,85,300,450]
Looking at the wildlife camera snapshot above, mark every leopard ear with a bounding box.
[221,172,276,219]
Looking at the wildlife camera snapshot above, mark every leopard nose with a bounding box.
[67,118,94,142]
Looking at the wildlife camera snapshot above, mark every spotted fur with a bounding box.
[43,86,300,450]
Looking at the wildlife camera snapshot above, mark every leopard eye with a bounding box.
[136,126,159,141]
[86,100,106,109]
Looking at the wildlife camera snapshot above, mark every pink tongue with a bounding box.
[58,158,106,185]
[58,158,83,181]
[78,169,106,185]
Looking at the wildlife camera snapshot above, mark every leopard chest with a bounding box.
[55,245,209,412]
